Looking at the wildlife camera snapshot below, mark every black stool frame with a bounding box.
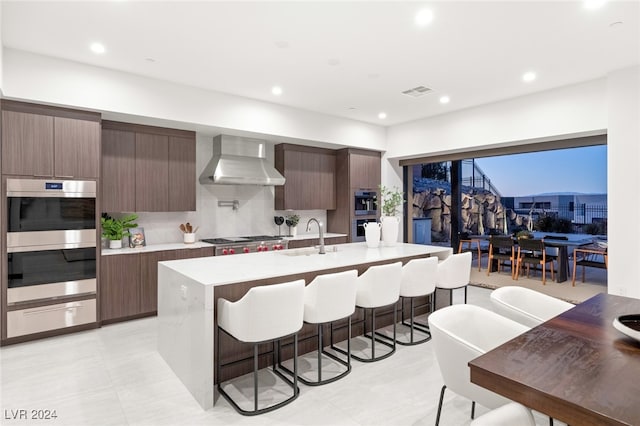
[217,326,299,416]
[278,316,352,386]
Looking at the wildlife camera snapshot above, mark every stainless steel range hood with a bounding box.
[199,135,285,186]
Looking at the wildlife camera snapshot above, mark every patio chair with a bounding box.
[515,238,554,284]
[458,238,489,271]
[486,236,516,279]
[572,246,608,286]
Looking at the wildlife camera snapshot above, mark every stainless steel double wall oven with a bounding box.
[4,178,98,339]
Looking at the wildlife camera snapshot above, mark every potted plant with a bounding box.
[516,230,533,240]
[378,185,404,246]
[101,213,138,249]
[285,214,300,237]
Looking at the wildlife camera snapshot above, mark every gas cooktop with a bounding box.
[201,235,284,245]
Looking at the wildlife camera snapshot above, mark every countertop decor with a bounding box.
[101,213,138,249]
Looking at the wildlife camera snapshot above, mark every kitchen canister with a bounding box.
[183,233,196,244]
[364,222,381,248]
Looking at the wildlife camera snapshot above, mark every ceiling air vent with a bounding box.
[402,86,432,98]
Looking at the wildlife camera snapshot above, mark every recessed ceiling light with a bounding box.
[90,42,106,54]
[584,0,607,10]
[439,95,450,104]
[271,86,283,96]
[415,8,434,26]
[378,112,387,120]
[522,71,537,83]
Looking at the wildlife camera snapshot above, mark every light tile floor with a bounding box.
[0,287,558,426]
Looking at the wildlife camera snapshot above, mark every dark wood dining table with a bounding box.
[471,234,592,283]
[469,293,640,426]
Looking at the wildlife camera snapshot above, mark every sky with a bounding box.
[473,145,607,197]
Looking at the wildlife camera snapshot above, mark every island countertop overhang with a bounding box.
[158,242,452,287]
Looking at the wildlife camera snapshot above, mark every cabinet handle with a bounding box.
[23,304,82,315]
[33,174,53,177]
[56,175,74,178]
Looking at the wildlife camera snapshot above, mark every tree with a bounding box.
[421,162,448,181]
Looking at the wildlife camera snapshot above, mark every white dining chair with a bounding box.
[490,286,574,328]
[428,304,529,426]
[470,402,535,426]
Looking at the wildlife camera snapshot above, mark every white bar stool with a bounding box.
[398,257,438,345]
[434,251,472,309]
[216,279,305,416]
[341,262,402,362]
[279,269,358,386]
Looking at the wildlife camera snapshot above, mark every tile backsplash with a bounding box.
[104,134,327,245]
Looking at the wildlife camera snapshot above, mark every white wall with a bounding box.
[385,68,640,298]
[0,3,3,94]
[386,79,607,160]
[2,49,386,150]
[606,66,640,298]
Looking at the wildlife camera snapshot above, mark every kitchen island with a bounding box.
[157,242,452,409]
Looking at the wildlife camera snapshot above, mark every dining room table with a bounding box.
[469,293,640,426]
[470,233,593,283]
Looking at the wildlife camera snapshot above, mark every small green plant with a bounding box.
[101,213,138,241]
[285,214,300,227]
[379,185,404,216]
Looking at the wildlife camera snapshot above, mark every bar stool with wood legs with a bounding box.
[278,269,358,386]
[339,262,402,362]
[393,257,438,345]
[217,279,305,416]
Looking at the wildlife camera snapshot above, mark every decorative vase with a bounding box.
[381,216,399,246]
[364,222,381,248]
[109,239,122,249]
[290,226,297,237]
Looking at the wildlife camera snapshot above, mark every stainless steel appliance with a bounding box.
[201,235,288,256]
[352,218,378,242]
[5,178,97,338]
[354,190,377,216]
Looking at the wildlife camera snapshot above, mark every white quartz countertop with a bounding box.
[102,241,213,256]
[159,242,451,287]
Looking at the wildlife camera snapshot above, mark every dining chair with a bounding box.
[490,286,573,328]
[428,304,529,426]
[470,402,535,426]
[486,236,516,279]
[572,246,608,286]
[515,238,554,284]
[458,238,488,271]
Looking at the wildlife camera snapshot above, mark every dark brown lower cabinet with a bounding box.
[101,247,214,323]
[100,254,141,322]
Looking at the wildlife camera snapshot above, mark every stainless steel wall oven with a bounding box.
[5,178,97,338]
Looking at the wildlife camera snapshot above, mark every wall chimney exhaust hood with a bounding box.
[199,135,285,186]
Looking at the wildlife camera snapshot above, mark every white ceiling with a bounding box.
[2,1,639,126]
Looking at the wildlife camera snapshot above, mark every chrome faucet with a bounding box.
[306,218,325,254]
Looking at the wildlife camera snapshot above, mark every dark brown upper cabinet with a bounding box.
[349,150,382,190]
[1,101,100,178]
[101,121,196,212]
[274,144,336,210]
[102,129,136,212]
